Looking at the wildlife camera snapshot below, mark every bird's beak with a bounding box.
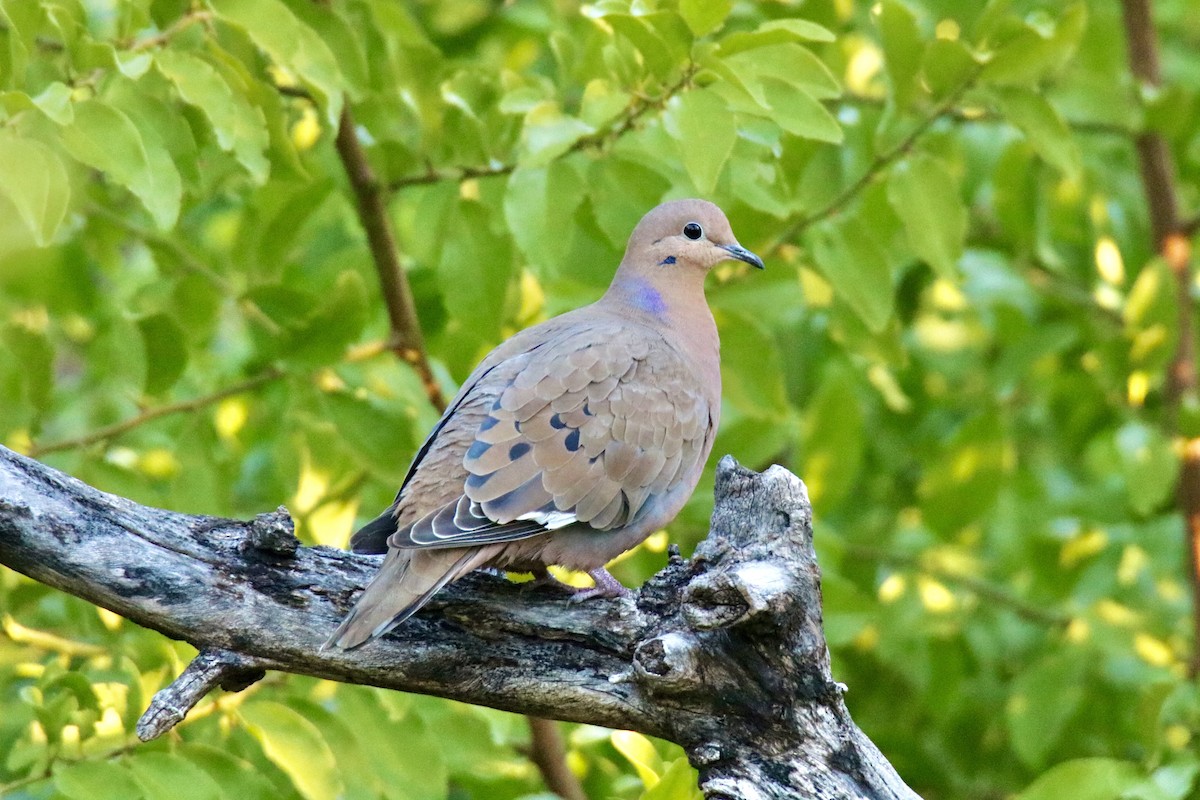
[719,243,765,270]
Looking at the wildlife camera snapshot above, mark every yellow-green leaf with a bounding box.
[240,701,342,800]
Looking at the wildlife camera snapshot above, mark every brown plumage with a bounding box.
[325,199,763,650]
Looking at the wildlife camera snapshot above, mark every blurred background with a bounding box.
[2,0,1199,798]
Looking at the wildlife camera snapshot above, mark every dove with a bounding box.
[325,199,763,650]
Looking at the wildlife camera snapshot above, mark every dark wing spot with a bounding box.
[508,442,531,460]
[467,440,491,460]
[565,429,581,452]
[479,416,499,432]
[466,472,490,490]
[550,413,567,430]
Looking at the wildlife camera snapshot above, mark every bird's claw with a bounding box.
[567,568,633,603]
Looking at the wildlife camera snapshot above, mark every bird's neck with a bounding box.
[601,267,720,382]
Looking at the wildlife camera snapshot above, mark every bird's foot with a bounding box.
[568,568,633,603]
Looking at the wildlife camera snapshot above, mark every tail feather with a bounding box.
[323,547,483,651]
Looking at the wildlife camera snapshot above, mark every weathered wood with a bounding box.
[0,445,921,799]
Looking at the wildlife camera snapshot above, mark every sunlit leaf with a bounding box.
[0,131,69,245]
[809,217,893,332]
[991,87,1082,180]
[1015,758,1140,800]
[127,752,223,800]
[155,48,270,183]
[240,700,343,800]
[663,89,736,193]
[55,761,143,800]
[60,99,180,229]
[887,153,966,279]
[209,0,345,124]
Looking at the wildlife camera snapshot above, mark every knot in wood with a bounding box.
[682,562,792,630]
[240,507,298,557]
[632,632,702,691]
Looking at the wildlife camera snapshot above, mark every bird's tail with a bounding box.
[323,546,483,650]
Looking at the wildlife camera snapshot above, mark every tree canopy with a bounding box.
[1,1,1198,799]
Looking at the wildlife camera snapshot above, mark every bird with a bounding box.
[325,199,763,650]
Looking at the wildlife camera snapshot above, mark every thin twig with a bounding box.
[837,93,1134,138]
[334,106,446,410]
[387,65,697,192]
[28,368,285,458]
[1118,0,1200,675]
[526,717,588,800]
[128,10,213,52]
[844,543,1068,627]
[764,66,985,255]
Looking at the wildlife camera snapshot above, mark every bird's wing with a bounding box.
[387,320,713,550]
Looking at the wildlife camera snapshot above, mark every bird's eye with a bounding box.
[683,222,703,240]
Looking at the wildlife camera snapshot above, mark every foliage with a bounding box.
[0,0,1198,798]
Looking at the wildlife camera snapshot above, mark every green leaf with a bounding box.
[1114,421,1178,516]
[887,154,966,279]
[287,270,370,367]
[504,160,586,270]
[1007,651,1086,768]
[436,201,515,372]
[1015,758,1140,800]
[761,79,842,143]
[877,0,924,109]
[137,313,187,396]
[0,131,70,245]
[127,752,223,800]
[588,158,671,250]
[321,389,415,479]
[179,744,281,800]
[809,217,893,332]
[640,757,701,800]
[679,0,732,37]
[983,3,1088,86]
[55,761,144,800]
[240,700,343,800]
[60,98,180,229]
[724,43,841,101]
[918,412,1008,536]
[107,78,200,190]
[719,18,834,56]
[663,89,736,193]
[154,48,270,183]
[519,102,595,168]
[3,323,54,417]
[209,0,345,125]
[991,87,1082,180]
[604,12,691,79]
[611,730,664,788]
[718,312,790,418]
[34,81,73,124]
[801,364,865,512]
[921,38,980,99]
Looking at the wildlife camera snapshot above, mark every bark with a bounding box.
[0,446,920,800]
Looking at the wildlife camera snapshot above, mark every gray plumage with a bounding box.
[325,199,763,650]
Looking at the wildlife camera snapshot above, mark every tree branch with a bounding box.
[1118,0,1200,675]
[764,67,984,256]
[387,65,697,192]
[28,367,285,458]
[334,107,446,411]
[0,447,921,799]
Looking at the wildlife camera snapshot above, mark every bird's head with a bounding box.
[623,199,764,275]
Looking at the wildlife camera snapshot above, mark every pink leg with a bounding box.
[568,567,633,602]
